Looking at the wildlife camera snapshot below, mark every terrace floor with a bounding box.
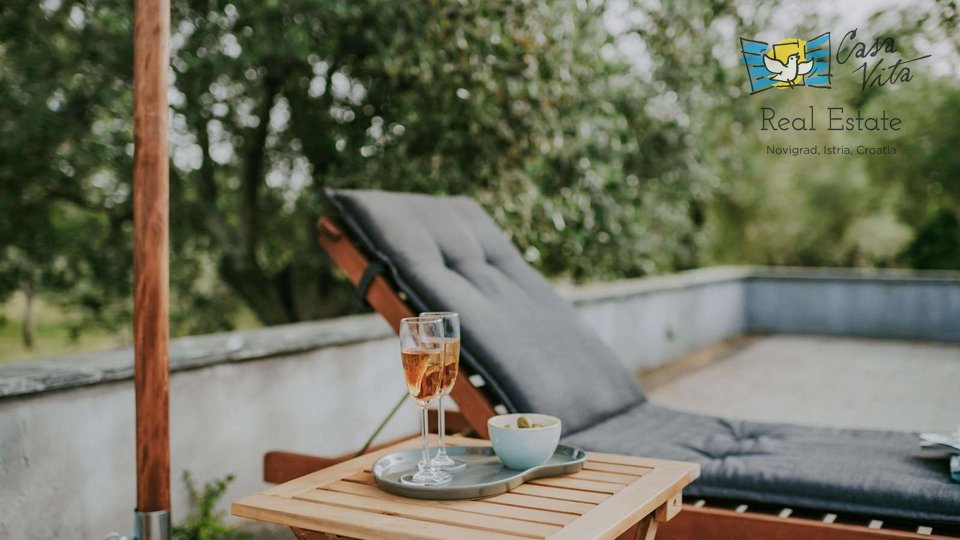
[644,334,960,433]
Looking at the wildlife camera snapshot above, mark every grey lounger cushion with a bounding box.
[327,188,960,524]
[327,189,644,434]
[563,401,960,524]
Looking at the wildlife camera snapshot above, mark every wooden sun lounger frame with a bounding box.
[262,216,956,540]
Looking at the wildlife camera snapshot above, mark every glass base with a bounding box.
[430,453,467,472]
[400,468,452,486]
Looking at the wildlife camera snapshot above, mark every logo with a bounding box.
[740,33,831,94]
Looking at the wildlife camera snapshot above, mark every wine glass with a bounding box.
[421,312,467,472]
[398,316,451,486]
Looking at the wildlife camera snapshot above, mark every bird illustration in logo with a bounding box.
[763,52,814,86]
[740,33,831,94]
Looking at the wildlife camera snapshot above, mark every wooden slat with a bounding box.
[548,469,689,540]
[444,434,492,447]
[512,484,610,504]
[568,470,638,485]
[585,451,701,479]
[486,492,598,516]
[295,489,561,538]
[342,471,379,484]
[323,480,577,526]
[582,462,652,476]
[265,436,422,498]
[528,477,624,494]
[337,471,599,516]
[233,494,526,540]
[264,433,417,484]
[264,451,343,485]
[657,505,957,540]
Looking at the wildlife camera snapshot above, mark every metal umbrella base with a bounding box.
[105,509,171,540]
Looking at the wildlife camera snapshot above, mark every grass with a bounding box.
[0,292,126,363]
[0,292,264,364]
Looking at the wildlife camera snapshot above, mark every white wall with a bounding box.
[0,336,420,539]
[571,268,748,370]
[748,274,960,341]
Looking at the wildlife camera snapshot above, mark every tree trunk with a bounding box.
[211,73,291,326]
[219,256,293,325]
[21,279,34,349]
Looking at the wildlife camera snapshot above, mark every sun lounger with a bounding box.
[267,189,960,539]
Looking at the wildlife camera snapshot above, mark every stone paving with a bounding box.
[646,334,960,433]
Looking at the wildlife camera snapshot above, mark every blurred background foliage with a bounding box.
[0,0,957,359]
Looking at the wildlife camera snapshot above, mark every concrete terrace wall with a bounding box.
[567,267,750,371]
[1,266,958,539]
[0,316,412,539]
[747,268,960,342]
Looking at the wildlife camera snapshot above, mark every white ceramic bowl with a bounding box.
[488,413,562,470]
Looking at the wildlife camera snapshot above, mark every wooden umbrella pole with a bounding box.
[133,0,171,520]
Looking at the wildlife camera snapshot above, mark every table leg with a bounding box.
[290,526,360,540]
[294,519,660,540]
[615,516,658,540]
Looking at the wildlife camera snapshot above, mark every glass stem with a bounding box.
[419,404,431,472]
[436,395,447,455]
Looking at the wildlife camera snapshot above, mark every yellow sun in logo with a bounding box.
[767,38,808,87]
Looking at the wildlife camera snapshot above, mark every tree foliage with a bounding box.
[0,0,956,341]
[0,0,135,336]
[701,1,960,269]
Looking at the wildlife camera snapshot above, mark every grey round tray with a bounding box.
[372,444,587,500]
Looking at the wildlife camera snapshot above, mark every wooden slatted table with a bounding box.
[233,435,699,540]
